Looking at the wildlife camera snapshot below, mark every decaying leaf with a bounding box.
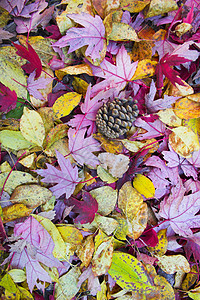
[98,153,130,178]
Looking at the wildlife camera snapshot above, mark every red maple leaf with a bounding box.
[0,83,17,112]
[155,53,191,96]
[66,191,98,224]
[12,41,42,78]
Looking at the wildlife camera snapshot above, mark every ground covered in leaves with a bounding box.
[0,0,200,299]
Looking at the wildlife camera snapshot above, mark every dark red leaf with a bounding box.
[66,191,98,224]
[45,25,62,40]
[0,83,17,112]
[12,41,42,78]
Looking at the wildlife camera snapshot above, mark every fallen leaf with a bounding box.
[144,0,178,18]
[156,255,190,274]
[92,237,113,276]
[20,107,45,147]
[169,126,199,158]
[107,22,139,42]
[120,0,150,13]
[0,130,35,151]
[2,204,33,223]
[133,174,155,198]
[174,96,200,119]
[98,153,130,178]
[52,92,82,119]
[90,186,117,216]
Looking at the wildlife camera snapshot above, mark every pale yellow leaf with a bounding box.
[20,107,45,147]
[156,255,190,274]
[0,130,35,151]
[90,186,117,216]
[169,126,199,158]
[157,108,182,127]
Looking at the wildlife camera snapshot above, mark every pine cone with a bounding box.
[96,97,139,139]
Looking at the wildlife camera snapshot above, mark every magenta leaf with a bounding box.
[0,83,17,113]
[12,41,42,78]
[68,127,101,167]
[66,191,98,224]
[185,232,200,264]
[35,150,80,199]
[53,13,105,62]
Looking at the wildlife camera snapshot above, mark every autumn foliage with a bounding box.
[0,0,200,299]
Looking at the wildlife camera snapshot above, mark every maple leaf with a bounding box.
[66,191,98,224]
[145,80,178,113]
[35,150,80,199]
[12,41,42,78]
[27,70,53,100]
[53,13,105,62]
[145,156,179,199]
[5,216,64,293]
[159,178,200,237]
[0,0,26,13]
[134,117,166,140]
[68,127,101,167]
[184,232,200,265]
[155,53,191,95]
[0,83,17,113]
[88,45,138,97]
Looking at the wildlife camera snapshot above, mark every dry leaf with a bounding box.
[52,92,82,119]
[98,153,130,178]
[2,204,33,223]
[169,126,199,158]
[156,255,190,274]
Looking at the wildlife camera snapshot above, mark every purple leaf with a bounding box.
[68,127,101,167]
[27,70,53,100]
[53,13,105,62]
[0,83,17,113]
[36,150,80,199]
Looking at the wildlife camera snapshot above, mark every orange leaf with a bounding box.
[2,204,32,223]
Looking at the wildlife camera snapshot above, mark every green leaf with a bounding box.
[0,130,35,151]
[108,252,157,294]
[6,98,26,119]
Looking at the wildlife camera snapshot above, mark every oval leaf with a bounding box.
[52,92,82,119]
[133,174,155,198]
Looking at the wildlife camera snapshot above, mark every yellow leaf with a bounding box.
[129,202,148,239]
[54,267,81,300]
[97,280,107,300]
[18,286,34,299]
[144,0,178,18]
[57,224,83,245]
[174,96,200,119]
[0,171,37,194]
[120,0,150,13]
[72,77,89,96]
[19,153,36,168]
[148,229,168,256]
[118,181,143,221]
[107,22,139,42]
[92,237,113,276]
[2,204,32,223]
[56,63,93,77]
[131,59,157,80]
[8,269,26,283]
[169,126,199,158]
[90,186,117,216]
[93,133,123,154]
[10,184,53,209]
[108,252,157,294]
[52,92,82,119]
[154,275,175,300]
[0,56,27,99]
[157,108,182,127]
[156,255,190,274]
[76,235,94,268]
[133,174,155,198]
[132,40,152,61]
[45,124,68,150]
[97,165,118,184]
[20,107,45,147]
[32,214,67,260]
[0,130,35,151]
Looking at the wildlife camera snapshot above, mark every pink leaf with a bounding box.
[66,191,98,224]
[27,70,53,100]
[0,0,26,13]
[159,179,200,237]
[68,127,101,167]
[12,41,42,78]
[36,150,80,199]
[53,13,105,62]
[134,117,166,140]
[0,83,17,113]
[89,45,138,97]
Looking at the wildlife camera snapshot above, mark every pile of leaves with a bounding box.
[0,0,200,299]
